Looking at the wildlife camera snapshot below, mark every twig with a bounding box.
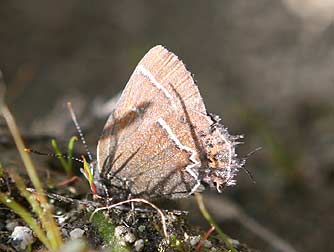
[195,226,215,250]
[90,198,169,240]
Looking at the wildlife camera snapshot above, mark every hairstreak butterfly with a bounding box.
[94,45,243,199]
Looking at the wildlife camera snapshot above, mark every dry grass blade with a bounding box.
[0,72,62,249]
[1,104,62,249]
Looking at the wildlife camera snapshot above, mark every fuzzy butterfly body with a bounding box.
[96,45,243,199]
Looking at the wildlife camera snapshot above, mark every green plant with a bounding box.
[51,136,78,176]
[0,94,62,250]
[195,193,237,252]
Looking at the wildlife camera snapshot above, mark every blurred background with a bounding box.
[1,1,333,251]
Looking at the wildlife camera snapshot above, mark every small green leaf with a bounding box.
[67,136,78,173]
[51,136,78,177]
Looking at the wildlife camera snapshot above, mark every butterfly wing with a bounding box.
[97,45,236,199]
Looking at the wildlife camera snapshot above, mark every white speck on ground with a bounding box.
[69,228,85,240]
[11,226,35,250]
[134,239,144,251]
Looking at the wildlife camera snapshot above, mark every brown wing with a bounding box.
[97,45,235,199]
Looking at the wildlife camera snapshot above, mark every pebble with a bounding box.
[60,239,86,252]
[69,228,85,240]
[6,220,19,232]
[138,225,145,232]
[61,228,69,238]
[114,225,137,245]
[203,239,212,248]
[189,235,201,246]
[11,226,35,251]
[124,232,136,243]
[57,214,68,225]
[114,226,127,237]
[134,239,144,251]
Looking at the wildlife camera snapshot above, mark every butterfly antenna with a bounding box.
[24,147,84,164]
[240,146,262,184]
[241,165,256,184]
[67,102,93,161]
[243,146,262,159]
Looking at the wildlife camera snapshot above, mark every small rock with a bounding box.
[69,228,85,240]
[167,213,178,223]
[60,239,87,252]
[6,220,19,231]
[114,226,127,237]
[134,239,144,251]
[138,225,145,232]
[61,228,69,237]
[114,225,137,245]
[189,235,201,246]
[203,239,212,248]
[11,226,35,251]
[57,214,68,225]
[124,232,136,243]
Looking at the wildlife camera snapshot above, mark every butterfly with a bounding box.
[93,45,243,199]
